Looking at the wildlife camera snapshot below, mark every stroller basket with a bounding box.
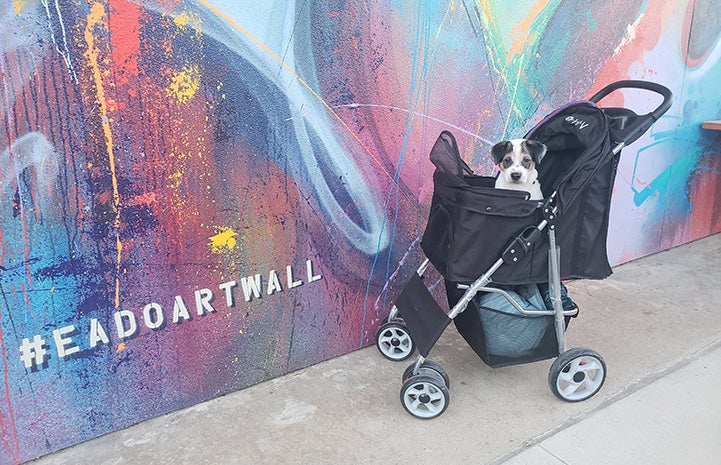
[448,281,576,367]
[456,303,559,367]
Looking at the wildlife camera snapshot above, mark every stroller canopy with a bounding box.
[528,102,612,212]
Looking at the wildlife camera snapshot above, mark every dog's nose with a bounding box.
[511,172,522,181]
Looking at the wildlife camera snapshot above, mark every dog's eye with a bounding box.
[502,157,513,168]
[522,157,533,169]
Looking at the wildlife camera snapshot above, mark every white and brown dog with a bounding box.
[491,139,547,200]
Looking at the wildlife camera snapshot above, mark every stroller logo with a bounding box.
[565,115,590,130]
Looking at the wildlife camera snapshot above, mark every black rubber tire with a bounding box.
[549,347,606,402]
[402,360,450,388]
[375,322,415,361]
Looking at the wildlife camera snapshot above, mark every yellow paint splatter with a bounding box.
[14,0,30,14]
[117,343,127,353]
[173,10,202,29]
[166,65,200,104]
[168,170,182,189]
[209,227,238,253]
[174,11,191,28]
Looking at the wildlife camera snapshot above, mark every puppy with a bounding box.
[491,139,547,200]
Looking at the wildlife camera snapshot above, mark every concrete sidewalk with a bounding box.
[499,343,721,465]
[29,234,721,465]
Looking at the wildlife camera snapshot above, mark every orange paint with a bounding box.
[13,0,29,14]
[506,0,551,64]
[84,3,124,308]
[127,192,157,206]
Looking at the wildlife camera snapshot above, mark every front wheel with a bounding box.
[400,375,450,419]
[549,348,606,402]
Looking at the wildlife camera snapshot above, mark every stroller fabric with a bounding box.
[421,101,616,285]
[394,273,452,358]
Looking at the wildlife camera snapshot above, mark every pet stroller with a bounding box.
[375,80,672,419]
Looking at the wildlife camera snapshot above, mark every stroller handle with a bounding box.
[588,80,673,146]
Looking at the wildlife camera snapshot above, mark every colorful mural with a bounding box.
[1,0,719,462]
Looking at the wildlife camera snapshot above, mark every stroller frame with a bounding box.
[376,81,672,419]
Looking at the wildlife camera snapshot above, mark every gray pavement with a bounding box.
[29,234,721,465]
[500,344,721,465]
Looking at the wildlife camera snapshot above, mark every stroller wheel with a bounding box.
[549,348,606,402]
[376,322,415,361]
[400,375,450,419]
[403,361,450,388]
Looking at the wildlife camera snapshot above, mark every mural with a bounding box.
[0,0,719,462]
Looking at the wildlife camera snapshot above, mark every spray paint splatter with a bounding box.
[209,227,238,253]
[166,65,201,104]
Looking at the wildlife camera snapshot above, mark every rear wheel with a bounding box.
[549,348,606,402]
[376,322,414,361]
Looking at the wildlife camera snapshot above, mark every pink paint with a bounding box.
[681,1,704,68]
[0,322,21,464]
[592,0,667,104]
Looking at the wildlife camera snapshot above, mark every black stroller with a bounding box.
[375,81,673,419]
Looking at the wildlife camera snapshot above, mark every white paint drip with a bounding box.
[613,13,645,58]
[41,0,78,82]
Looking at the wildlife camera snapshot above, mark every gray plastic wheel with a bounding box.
[549,348,606,402]
[403,360,450,388]
[376,322,415,361]
[400,375,450,419]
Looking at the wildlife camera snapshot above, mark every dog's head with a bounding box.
[491,139,547,185]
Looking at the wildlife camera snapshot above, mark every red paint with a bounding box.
[688,153,721,239]
[108,0,142,87]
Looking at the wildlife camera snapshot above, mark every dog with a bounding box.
[491,139,547,200]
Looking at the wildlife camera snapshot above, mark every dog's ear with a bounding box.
[490,141,512,165]
[525,140,547,165]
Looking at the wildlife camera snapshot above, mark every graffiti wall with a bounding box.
[1,0,719,462]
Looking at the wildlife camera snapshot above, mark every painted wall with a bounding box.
[1,0,719,462]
